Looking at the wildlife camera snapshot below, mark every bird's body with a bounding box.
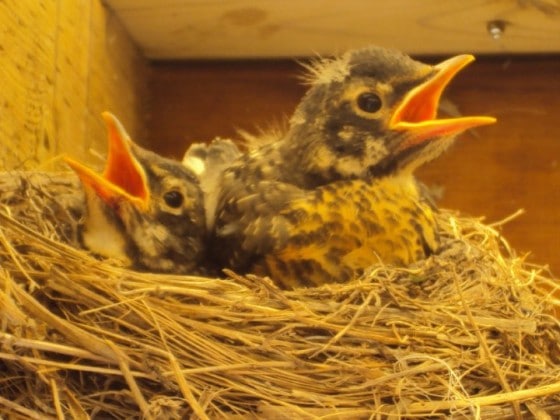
[211,45,495,288]
[218,174,437,288]
[65,113,207,274]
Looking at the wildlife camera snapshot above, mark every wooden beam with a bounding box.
[106,0,560,59]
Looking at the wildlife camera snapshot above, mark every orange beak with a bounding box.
[64,112,150,211]
[390,54,496,151]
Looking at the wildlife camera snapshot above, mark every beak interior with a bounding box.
[64,112,150,210]
[391,54,475,126]
[101,112,150,204]
[389,54,496,149]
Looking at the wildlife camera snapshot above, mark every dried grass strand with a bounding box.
[1,171,560,418]
[454,272,522,419]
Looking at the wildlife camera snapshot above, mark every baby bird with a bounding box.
[182,137,242,232]
[65,113,206,274]
[210,46,496,287]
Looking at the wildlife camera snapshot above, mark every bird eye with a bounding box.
[356,92,382,113]
[163,190,184,208]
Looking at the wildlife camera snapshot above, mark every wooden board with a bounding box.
[106,0,560,59]
[0,0,149,170]
[147,55,560,275]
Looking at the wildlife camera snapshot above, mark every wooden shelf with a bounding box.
[106,0,560,59]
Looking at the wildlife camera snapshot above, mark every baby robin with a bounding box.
[65,113,207,274]
[210,46,495,287]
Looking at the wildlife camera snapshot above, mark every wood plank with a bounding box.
[0,0,149,170]
[54,0,91,163]
[146,60,307,158]
[0,0,57,169]
[106,0,560,59]
[146,55,560,275]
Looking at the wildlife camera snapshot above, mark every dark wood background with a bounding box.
[145,55,560,275]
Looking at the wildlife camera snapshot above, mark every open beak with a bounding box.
[64,112,150,211]
[390,54,496,151]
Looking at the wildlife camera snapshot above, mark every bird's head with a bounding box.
[287,46,496,184]
[65,112,206,274]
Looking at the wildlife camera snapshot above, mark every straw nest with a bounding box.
[1,171,560,420]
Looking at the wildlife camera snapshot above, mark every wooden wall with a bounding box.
[147,56,560,275]
[0,0,148,170]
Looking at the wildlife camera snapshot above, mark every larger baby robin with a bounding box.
[65,113,207,274]
[211,46,495,287]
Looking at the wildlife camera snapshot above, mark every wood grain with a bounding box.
[0,0,57,168]
[0,0,149,170]
[106,0,560,59]
[146,55,560,275]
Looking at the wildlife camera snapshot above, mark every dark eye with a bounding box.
[357,92,382,113]
[163,190,184,208]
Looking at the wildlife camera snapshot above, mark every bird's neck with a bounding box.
[273,127,344,189]
[81,193,132,265]
[241,141,308,187]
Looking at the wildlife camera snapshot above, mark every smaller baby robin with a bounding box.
[65,113,206,274]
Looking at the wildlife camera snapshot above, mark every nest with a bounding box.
[1,171,560,419]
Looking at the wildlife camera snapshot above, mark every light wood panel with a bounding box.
[0,0,149,170]
[106,0,560,59]
[147,55,560,275]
